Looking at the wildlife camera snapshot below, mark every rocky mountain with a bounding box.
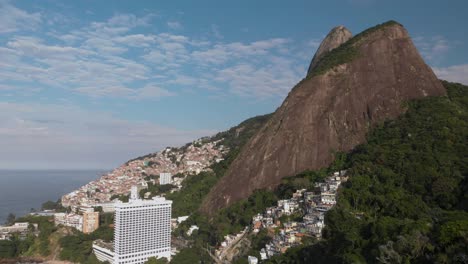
[202,21,446,214]
[307,25,352,74]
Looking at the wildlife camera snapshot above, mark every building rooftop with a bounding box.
[93,239,114,251]
[115,196,172,208]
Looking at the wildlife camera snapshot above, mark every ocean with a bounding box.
[0,170,106,224]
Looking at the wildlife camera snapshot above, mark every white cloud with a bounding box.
[114,34,155,47]
[0,0,41,33]
[7,36,92,59]
[167,21,182,30]
[433,64,468,85]
[83,37,128,54]
[414,35,450,63]
[133,84,175,99]
[191,38,290,65]
[107,13,153,28]
[0,2,313,101]
[75,86,135,98]
[0,102,213,169]
[211,24,223,39]
[75,84,175,99]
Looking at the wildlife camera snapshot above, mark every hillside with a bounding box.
[202,21,447,214]
[265,81,468,263]
[166,113,272,217]
[172,81,467,264]
[61,114,271,208]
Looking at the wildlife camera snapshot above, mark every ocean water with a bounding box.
[0,170,106,224]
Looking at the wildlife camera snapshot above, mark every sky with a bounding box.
[1,0,467,170]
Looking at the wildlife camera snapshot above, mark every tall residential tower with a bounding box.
[93,186,172,263]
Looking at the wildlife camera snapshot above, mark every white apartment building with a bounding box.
[0,222,38,240]
[320,192,336,205]
[54,213,83,231]
[93,186,172,263]
[96,201,122,213]
[159,172,172,185]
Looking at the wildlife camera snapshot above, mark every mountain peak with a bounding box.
[307,25,352,75]
[202,21,445,215]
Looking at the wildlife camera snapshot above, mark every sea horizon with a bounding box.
[0,169,107,224]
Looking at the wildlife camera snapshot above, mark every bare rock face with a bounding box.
[202,22,446,215]
[307,25,352,75]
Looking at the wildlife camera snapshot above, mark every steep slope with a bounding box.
[266,81,468,263]
[307,25,352,74]
[202,21,446,214]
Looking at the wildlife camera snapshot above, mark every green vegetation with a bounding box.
[0,234,36,258]
[139,182,176,198]
[0,215,57,258]
[57,211,114,262]
[145,256,168,263]
[5,213,16,225]
[214,190,278,237]
[171,247,212,264]
[166,171,219,217]
[176,81,466,263]
[265,81,468,263]
[309,20,401,77]
[232,229,274,263]
[110,193,129,202]
[41,199,67,212]
[173,153,347,262]
[212,160,346,237]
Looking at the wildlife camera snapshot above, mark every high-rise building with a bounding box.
[94,186,172,263]
[159,172,172,185]
[114,193,172,263]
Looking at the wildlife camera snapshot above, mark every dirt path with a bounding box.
[217,229,250,263]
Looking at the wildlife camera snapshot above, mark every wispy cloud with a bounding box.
[0,102,213,169]
[0,0,42,33]
[0,3,313,101]
[211,24,223,39]
[167,21,182,30]
[75,84,175,99]
[414,35,450,63]
[433,64,468,85]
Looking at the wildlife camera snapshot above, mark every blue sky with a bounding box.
[1,0,467,169]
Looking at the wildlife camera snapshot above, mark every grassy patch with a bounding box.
[309,20,402,77]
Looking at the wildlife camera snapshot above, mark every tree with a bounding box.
[5,213,15,225]
[145,256,168,264]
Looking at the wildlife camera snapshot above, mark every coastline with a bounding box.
[0,170,106,223]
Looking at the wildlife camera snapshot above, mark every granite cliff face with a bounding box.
[202,21,446,214]
[307,25,352,74]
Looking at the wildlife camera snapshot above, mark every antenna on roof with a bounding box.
[130,185,139,201]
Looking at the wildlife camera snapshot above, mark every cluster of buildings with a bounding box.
[62,139,227,208]
[0,222,38,240]
[254,171,348,260]
[54,207,100,234]
[213,171,348,262]
[92,186,173,264]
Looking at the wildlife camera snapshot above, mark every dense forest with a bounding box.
[264,81,468,263]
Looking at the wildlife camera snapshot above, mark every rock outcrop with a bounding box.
[202,21,446,215]
[307,25,352,75]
